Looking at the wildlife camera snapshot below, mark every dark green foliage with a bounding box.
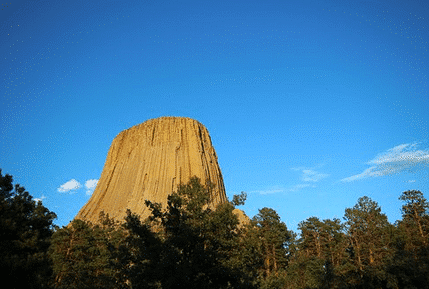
[284,197,397,289]
[232,191,247,207]
[290,217,347,289]
[387,245,429,289]
[47,176,255,289]
[120,209,163,288]
[341,196,393,288]
[48,214,129,289]
[400,190,429,219]
[5,166,429,289]
[397,190,429,248]
[385,190,429,289]
[253,208,293,275]
[0,169,57,289]
[140,176,256,289]
[237,207,295,288]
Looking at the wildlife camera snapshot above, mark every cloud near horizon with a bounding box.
[297,168,330,182]
[254,167,328,194]
[34,194,47,203]
[57,178,99,194]
[341,143,429,182]
[57,179,81,193]
[85,179,98,195]
[255,188,285,195]
[291,167,330,182]
[288,183,316,192]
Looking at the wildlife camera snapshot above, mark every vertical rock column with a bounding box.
[75,117,227,224]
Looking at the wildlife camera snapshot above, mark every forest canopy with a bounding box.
[1,169,429,289]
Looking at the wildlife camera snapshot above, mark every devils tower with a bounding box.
[75,117,228,224]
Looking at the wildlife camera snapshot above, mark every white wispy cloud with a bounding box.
[256,188,285,195]
[341,143,429,182]
[302,169,330,182]
[288,183,315,192]
[292,167,330,182]
[252,166,328,195]
[85,179,98,195]
[254,184,316,194]
[252,183,317,195]
[58,179,81,193]
[34,195,46,203]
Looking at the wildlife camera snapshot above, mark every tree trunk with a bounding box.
[265,241,270,277]
[414,210,426,244]
[272,244,277,275]
[353,236,363,277]
[369,246,374,264]
[316,231,321,258]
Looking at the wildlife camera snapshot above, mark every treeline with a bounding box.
[1,169,429,289]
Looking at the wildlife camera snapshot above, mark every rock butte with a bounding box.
[75,117,232,224]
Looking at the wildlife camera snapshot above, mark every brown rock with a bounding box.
[233,208,251,227]
[75,117,228,224]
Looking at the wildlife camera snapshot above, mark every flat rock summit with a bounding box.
[75,117,229,224]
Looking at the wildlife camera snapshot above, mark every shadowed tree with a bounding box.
[238,207,295,288]
[141,176,256,289]
[119,209,163,289]
[343,196,393,288]
[49,177,255,289]
[387,190,429,289]
[398,190,429,247]
[0,169,57,289]
[291,217,347,289]
[49,214,129,289]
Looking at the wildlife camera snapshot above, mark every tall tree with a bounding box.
[387,190,429,289]
[298,217,324,259]
[291,217,346,289]
[120,209,164,289]
[49,214,129,289]
[253,207,292,278]
[343,196,393,288]
[142,176,255,289]
[0,169,56,288]
[398,190,429,247]
[238,207,294,288]
[0,169,57,289]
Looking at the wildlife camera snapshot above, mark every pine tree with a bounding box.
[291,217,346,289]
[141,176,256,289]
[343,196,393,288]
[387,190,429,289]
[49,215,129,289]
[0,169,57,289]
[298,217,324,259]
[398,190,429,247]
[119,209,164,289]
[238,207,294,288]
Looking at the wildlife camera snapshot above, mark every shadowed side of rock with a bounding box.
[75,117,228,224]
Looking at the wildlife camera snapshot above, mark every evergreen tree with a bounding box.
[120,209,163,289]
[49,214,128,289]
[398,190,429,248]
[0,169,57,289]
[238,207,294,288]
[141,176,256,289]
[387,190,429,289]
[343,196,393,288]
[298,217,325,259]
[292,217,346,289]
[254,208,292,278]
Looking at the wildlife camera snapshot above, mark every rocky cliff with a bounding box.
[75,117,228,224]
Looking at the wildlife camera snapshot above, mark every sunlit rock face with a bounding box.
[75,117,227,224]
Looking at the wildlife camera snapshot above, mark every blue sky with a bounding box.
[1,0,428,231]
